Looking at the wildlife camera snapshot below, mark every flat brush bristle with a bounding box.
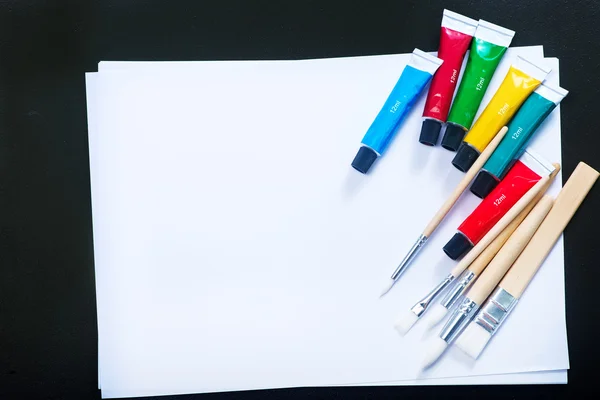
[455,322,491,360]
[394,310,419,336]
[422,303,449,331]
[421,336,448,369]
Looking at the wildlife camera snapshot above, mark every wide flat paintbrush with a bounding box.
[420,194,554,368]
[456,162,599,360]
[380,127,508,297]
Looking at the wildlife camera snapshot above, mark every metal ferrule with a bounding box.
[440,297,480,343]
[410,273,455,317]
[440,270,476,309]
[473,287,518,335]
[391,234,428,281]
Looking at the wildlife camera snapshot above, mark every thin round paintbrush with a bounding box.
[420,194,555,369]
[456,162,599,360]
[394,169,552,336]
[381,126,508,298]
[422,164,561,331]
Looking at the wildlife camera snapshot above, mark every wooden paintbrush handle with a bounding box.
[465,200,538,277]
[501,162,599,298]
[449,164,559,278]
[423,127,508,237]
[466,164,560,277]
[450,174,550,277]
[469,195,554,304]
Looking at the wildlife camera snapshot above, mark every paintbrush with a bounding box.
[455,162,599,360]
[421,164,560,331]
[394,171,551,336]
[420,194,554,368]
[381,126,508,297]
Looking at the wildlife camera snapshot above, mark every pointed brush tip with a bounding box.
[420,337,448,370]
[379,279,396,298]
[423,303,449,331]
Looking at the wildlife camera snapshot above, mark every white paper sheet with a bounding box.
[92,48,565,391]
[87,47,568,399]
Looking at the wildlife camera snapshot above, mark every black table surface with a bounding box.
[1,1,598,399]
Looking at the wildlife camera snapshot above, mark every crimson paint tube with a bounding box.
[419,9,477,146]
[442,149,554,260]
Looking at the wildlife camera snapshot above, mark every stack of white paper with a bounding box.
[86,46,569,399]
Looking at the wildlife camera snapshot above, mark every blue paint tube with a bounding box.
[351,49,443,174]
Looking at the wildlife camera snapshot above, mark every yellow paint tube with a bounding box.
[451,56,550,172]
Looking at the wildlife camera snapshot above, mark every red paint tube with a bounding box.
[442,149,554,260]
[419,9,477,146]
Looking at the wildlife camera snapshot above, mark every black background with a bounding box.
[0,1,598,399]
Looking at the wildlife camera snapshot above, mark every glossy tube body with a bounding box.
[422,11,477,122]
[351,49,442,174]
[443,150,553,260]
[419,10,477,146]
[484,85,567,179]
[446,21,515,132]
[451,57,550,172]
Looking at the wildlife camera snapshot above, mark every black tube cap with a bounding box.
[470,170,500,199]
[441,123,467,152]
[418,119,442,146]
[351,146,378,174]
[443,232,473,260]
[452,143,480,172]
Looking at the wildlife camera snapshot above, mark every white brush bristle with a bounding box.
[455,322,491,360]
[380,279,396,297]
[421,336,448,369]
[422,303,449,331]
[394,310,419,336]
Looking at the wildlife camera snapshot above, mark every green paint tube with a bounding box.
[441,20,515,151]
[470,82,568,198]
